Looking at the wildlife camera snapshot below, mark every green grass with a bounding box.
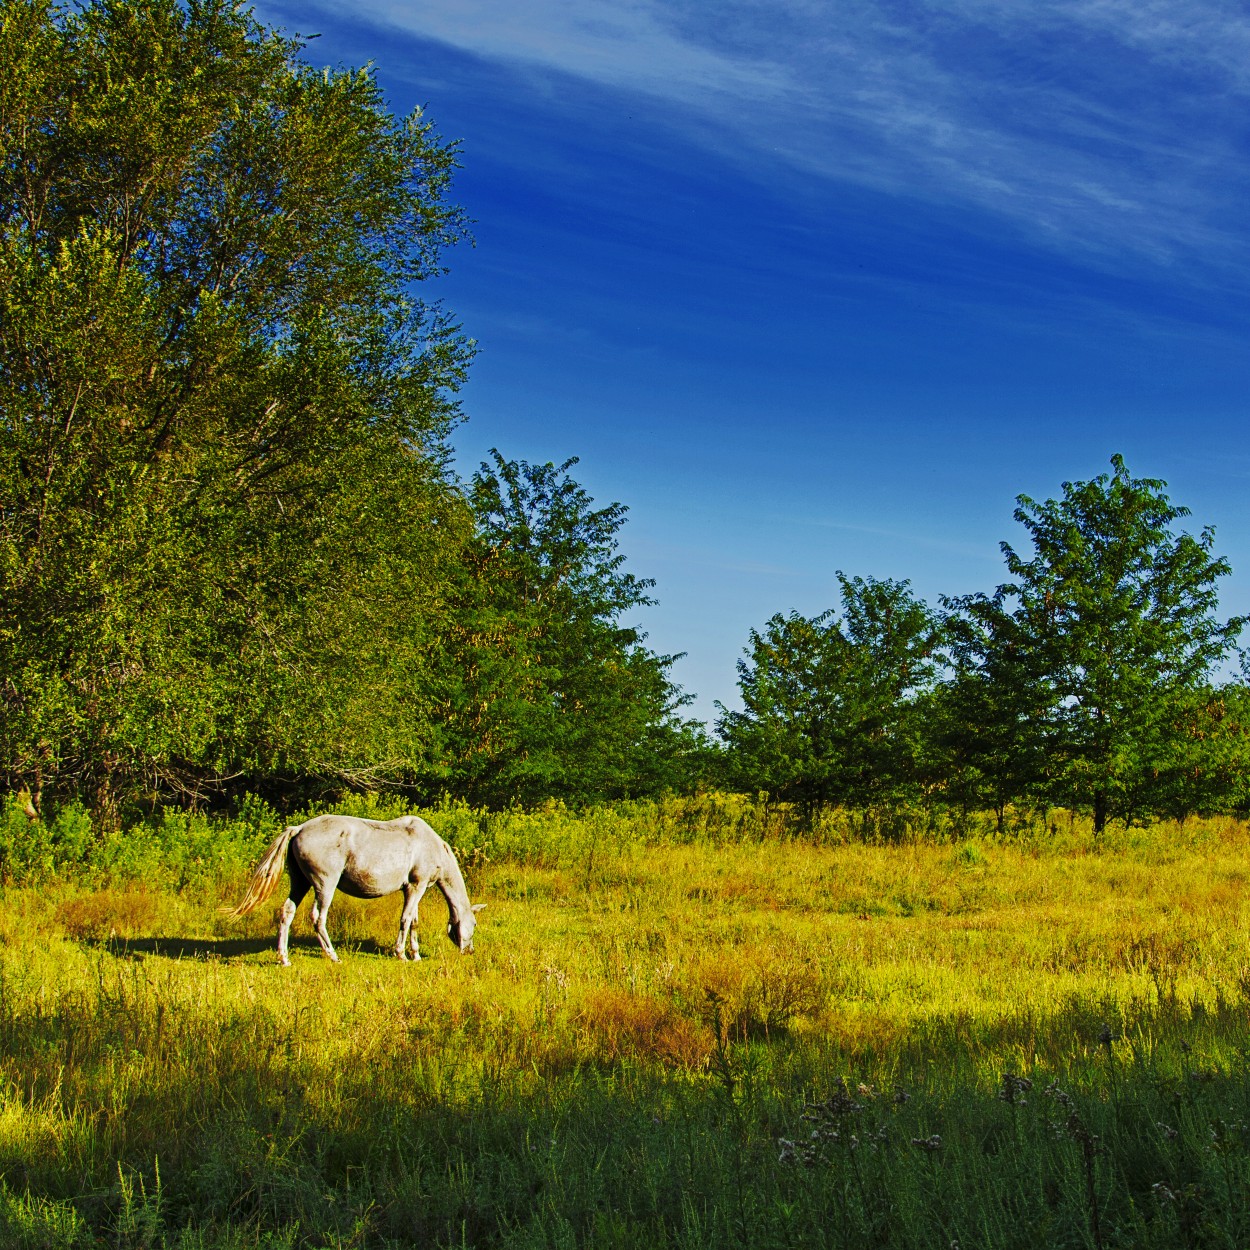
[2,797,1250,1246]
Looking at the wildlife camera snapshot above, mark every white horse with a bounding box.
[229,814,484,965]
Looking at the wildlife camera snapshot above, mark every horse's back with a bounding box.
[290,814,433,897]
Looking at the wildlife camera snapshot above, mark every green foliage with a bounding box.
[725,457,1250,831]
[4,4,1246,833]
[0,792,95,879]
[928,579,1054,828]
[0,0,473,818]
[718,574,940,819]
[436,451,705,806]
[947,455,1246,830]
[0,2,705,820]
[0,3,700,816]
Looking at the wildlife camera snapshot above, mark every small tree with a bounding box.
[718,575,940,822]
[1146,683,1250,821]
[435,451,699,806]
[953,456,1244,833]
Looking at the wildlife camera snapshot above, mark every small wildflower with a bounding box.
[893,1088,911,1105]
[540,965,568,990]
[1042,1079,1073,1108]
[1097,1022,1117,1047]
[777,1131,831,1167]
[785,1078,883,1166]
[911,1134,943,1153]
[803,1078,863,1123]
[856,1082,877,1100]
[1065,1112,1101,1153]
[998,1073,1034,1106]
[1207,1119,1248,1154]
[1152,1182,1176,1203]
[1156,1122,1179,1142]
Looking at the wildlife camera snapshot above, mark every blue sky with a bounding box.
[262,0,1250,721]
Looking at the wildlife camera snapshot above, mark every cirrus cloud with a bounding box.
[292,0,1250,278]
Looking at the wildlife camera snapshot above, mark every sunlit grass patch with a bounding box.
[577,987,712,1067]
[3,810,1250,1245]
[56,886,164,941]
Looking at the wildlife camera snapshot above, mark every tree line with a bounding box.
[2,0,1246,831]
[719,457,1250,832]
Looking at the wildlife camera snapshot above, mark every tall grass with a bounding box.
[1,794,1249,1246]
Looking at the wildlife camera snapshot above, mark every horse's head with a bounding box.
[447,902,487,953]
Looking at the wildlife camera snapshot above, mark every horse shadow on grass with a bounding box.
[84,934,399,962]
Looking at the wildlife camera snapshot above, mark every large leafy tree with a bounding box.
[718,574,940,818]
[949,456,1245,832]
[435,451,701,806]
[0,0,471,817]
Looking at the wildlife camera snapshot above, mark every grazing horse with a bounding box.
[229,814,484,965]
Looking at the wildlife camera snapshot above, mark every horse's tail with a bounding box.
[225,825,299,917]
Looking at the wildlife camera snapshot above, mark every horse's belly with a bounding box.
[336,866,408,899]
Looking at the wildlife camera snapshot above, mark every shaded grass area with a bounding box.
[2,815,1250,1246]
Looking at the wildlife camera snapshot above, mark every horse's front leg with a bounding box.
[396,880,429,960]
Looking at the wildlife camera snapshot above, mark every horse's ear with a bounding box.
[472,903,486,912]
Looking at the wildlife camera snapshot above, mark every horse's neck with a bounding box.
[435,846,470,920]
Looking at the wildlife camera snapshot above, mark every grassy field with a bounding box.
[1,797,1250,1247]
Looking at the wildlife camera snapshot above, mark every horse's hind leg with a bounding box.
[278,862,311,967]
[311,878,342,963]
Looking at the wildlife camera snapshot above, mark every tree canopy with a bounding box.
[0,0,693,819]
[718,575,940,818]
[954,455,1246,830]
[436,451,704,807]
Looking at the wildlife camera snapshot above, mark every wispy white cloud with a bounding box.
[345,0,790,100]
[303,0,1250,275]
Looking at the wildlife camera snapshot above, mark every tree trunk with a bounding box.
[1092,789,1107,836]
[90,752,124,833]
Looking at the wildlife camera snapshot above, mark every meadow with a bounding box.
[1,793,1249,1248]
